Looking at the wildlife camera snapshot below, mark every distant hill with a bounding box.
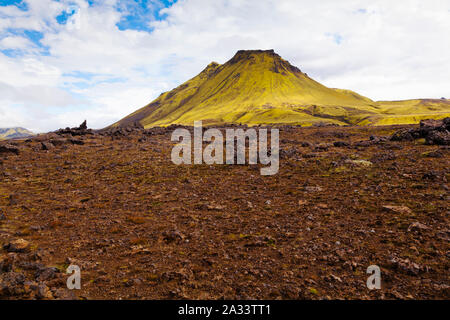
[112,49,450,127]
[0,127,34,140]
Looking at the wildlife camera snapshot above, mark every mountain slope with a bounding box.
[0,127,34,140]
[113,50,450,128]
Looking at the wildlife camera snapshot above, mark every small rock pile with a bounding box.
[55,120,93,136]
[391,118,450,145]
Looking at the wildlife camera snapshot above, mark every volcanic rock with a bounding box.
[0,144,19,155]
[391,117,450,145]
[3,239,30,253]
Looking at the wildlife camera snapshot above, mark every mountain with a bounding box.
[113,49,450,128]
[0,127,34,140]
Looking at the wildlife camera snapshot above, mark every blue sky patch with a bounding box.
[22,30,44,47]
[63,71,128,89]
[0,0,28,11]
[63,71,97,80]
[116,0,177,32]
[56,4,79,25]
[1,28,49,56]
[326,32,343,45]
[1,48,21,57]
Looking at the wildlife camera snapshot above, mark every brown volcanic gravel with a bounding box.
[0,124,449,300]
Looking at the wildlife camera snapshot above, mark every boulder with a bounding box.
[41,142,55,151]
[162,230,184,243]
[48,138,69,146]
[79,120,87,130]
[36,283,53,300]
[3,239,30,253]
[390,129,416,141]
[333,141,350,147]
[382,205,412,215]
[69,138,84,145]
[425,130,450,145]
[35,266,58,282]
[52,288,76,300]
[0,144,19,155]
[407,222,430,233]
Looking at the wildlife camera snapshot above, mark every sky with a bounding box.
[0,0,449,132]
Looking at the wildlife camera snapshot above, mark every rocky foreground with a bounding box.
[0,120,448,299]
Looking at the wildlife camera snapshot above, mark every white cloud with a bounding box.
[0,36,33,49]
[0,0,449,132]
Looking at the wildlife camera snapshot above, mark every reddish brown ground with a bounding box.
[0,124,448,299]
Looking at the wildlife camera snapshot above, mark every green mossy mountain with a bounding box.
[114,50,450,128]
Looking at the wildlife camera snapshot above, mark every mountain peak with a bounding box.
[228,49,302,74]
[229,49,276,62]
[234,49,276,56]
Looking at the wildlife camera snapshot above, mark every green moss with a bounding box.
[309,287,319,295]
